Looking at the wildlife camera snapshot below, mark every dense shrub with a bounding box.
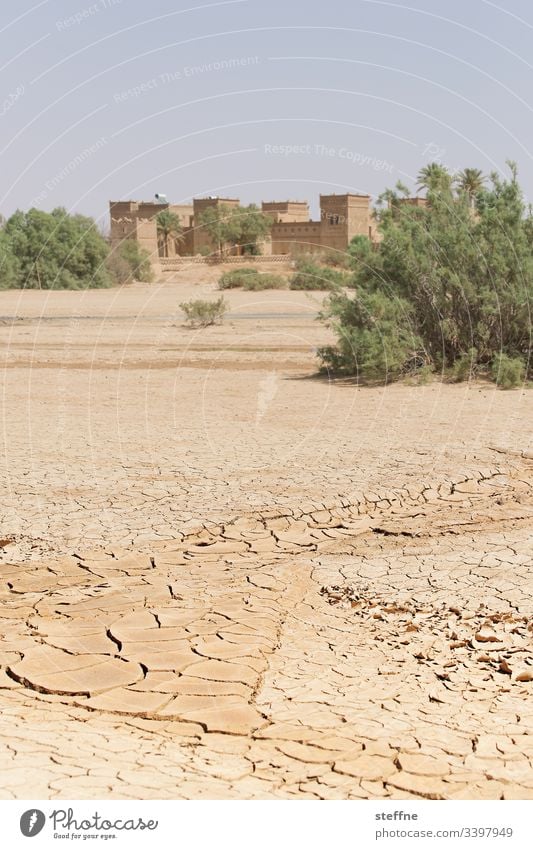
[2,208,112,289]
[491,353,526,389]
[321,249,351,269]
[0,229,19,289]
[218,268,260,288]
[218,268,286,290]
[0,208,157,289]
[242,272,286,290]
[180,296,227,327]
[318,290,423,380]
[289,258,351,290]
[346,234,376,269]
[449,348,478,382]
[319,163,533,384]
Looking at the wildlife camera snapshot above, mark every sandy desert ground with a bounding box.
[0,277,532,800]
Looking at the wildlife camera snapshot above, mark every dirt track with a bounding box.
[1,281,532,800]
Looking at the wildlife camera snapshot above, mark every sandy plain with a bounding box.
[0,275,532,800]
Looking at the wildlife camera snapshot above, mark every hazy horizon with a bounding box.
[1,0,532,226]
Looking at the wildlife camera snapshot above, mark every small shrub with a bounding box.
[218,268,287,290]
[404,363,434,385]
[316,345,347,373]
[449,348,478,382]
[242,272,286,290]
[218,268,260,289]
[491,353,525,389]
[180,296,227,328]
[321,248,351,269]
[289,258,350,290]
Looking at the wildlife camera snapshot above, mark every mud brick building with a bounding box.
[109,192,383,271]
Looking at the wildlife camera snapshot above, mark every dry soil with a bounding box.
[0,279,532,800]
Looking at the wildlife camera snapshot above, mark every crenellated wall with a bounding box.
[109,192,396,274]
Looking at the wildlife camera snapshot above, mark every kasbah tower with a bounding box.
[109,192,382,274]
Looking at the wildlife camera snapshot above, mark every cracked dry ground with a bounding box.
[1,284,533,800]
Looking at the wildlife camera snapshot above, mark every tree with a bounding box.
[3,207,111,289]
[232,205,272,255]
[156,210,183,257]
[0,228,19,289]
[319,163,533,383]
[198,204,272,256]
[198,204,237,256]
[455,168,486,207]
[417,162,452,193]
[376,181,410,210]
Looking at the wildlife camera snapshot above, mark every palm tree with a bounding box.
[417,162,451,193]
[377,181,410,208]
[455,168,486,207]
[156,211,183,257]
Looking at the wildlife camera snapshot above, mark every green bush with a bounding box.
[107,240,153,285]
[409,363,434,385]
[289,258,351,290]
[199,204,272,256]
[2,208,112,289]
[491,353,525,389]
[180,296,227,328]
[242,272,286,290]
[319,164,533,383]
[318,290,423,381]
[449,348,478,382]
[321,249,351,269]
[346,234,376,269]
[218,268,286,290]
[0,229,20,289]
[218,268,261,288]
